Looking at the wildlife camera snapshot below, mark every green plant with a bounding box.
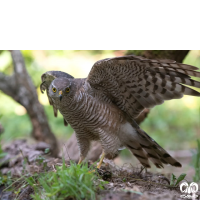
[0,124,11,188]
[45,148,50,154]
[1,145,106,200]
[0,171,12,187]
[0,141,7,160]
[26,161,106,200]
[0,120,7,164]
[192,139,200,183]
[170,173,186,186]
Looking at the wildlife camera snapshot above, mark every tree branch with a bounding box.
[0,51,59,156]
[0,73,16,96]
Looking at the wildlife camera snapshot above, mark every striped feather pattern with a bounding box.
[88,55,200,119]
[43,55,200,169]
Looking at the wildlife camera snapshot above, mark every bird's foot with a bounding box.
[88,152,106,173]
[97,152,105,169]
[78,156,84,165]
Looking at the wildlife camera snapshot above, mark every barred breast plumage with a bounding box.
[41,55,200,168]
[52,78,125,158]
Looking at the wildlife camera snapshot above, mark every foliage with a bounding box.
[191,139,200,183]
[1,158,107,200]
[170,173,186,186]
[0,124,7,165]
[0,133,11,186]
[29,161,106,200]
[141,97,200,149]
[0,171,12,187]
[0,147,5,160]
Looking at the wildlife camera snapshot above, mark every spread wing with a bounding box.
[87,55,200,119]
[40,71,74,126]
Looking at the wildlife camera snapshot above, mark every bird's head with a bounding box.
[40,71,74,94]
[49,77,74,101]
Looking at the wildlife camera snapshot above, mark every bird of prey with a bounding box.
[40,71,74,126]
[40,55,200,169]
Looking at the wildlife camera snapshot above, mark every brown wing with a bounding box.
[87,55,200,119]
[40,71,74,126]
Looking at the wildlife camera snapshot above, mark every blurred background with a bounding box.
[0,50,200,177]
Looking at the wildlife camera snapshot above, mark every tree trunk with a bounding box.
[0,51,59,156]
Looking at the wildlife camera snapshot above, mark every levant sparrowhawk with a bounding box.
[40,55,200,168]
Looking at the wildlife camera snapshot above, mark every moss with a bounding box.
[126,50,144,56]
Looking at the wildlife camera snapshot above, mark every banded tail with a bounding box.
[126,122,181,168]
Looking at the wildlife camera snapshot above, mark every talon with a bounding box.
[89,170,95,173]
[97,152,105,169]
[78,156,84,165]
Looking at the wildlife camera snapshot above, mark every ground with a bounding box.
[0,140,199,200]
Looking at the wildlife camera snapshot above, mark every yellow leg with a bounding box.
[78,156,84,164]
[88,152,105,173]
[97,152,105,169]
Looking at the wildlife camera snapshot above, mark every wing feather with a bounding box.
[87,55,200,119]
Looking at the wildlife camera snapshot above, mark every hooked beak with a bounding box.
[59,91,63,101]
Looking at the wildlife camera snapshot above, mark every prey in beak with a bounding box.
[40,81,46,94]
[59,91,63,101]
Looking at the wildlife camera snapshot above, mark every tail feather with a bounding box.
[124,120,182,168]
[126,143,151,168]
[139,143,164,168]
[136,128,182,168]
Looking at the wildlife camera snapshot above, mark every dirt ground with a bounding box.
[0,140,199,200]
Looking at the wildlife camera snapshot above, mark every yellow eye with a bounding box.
[65,87,70,93]
[52,88,57,93]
